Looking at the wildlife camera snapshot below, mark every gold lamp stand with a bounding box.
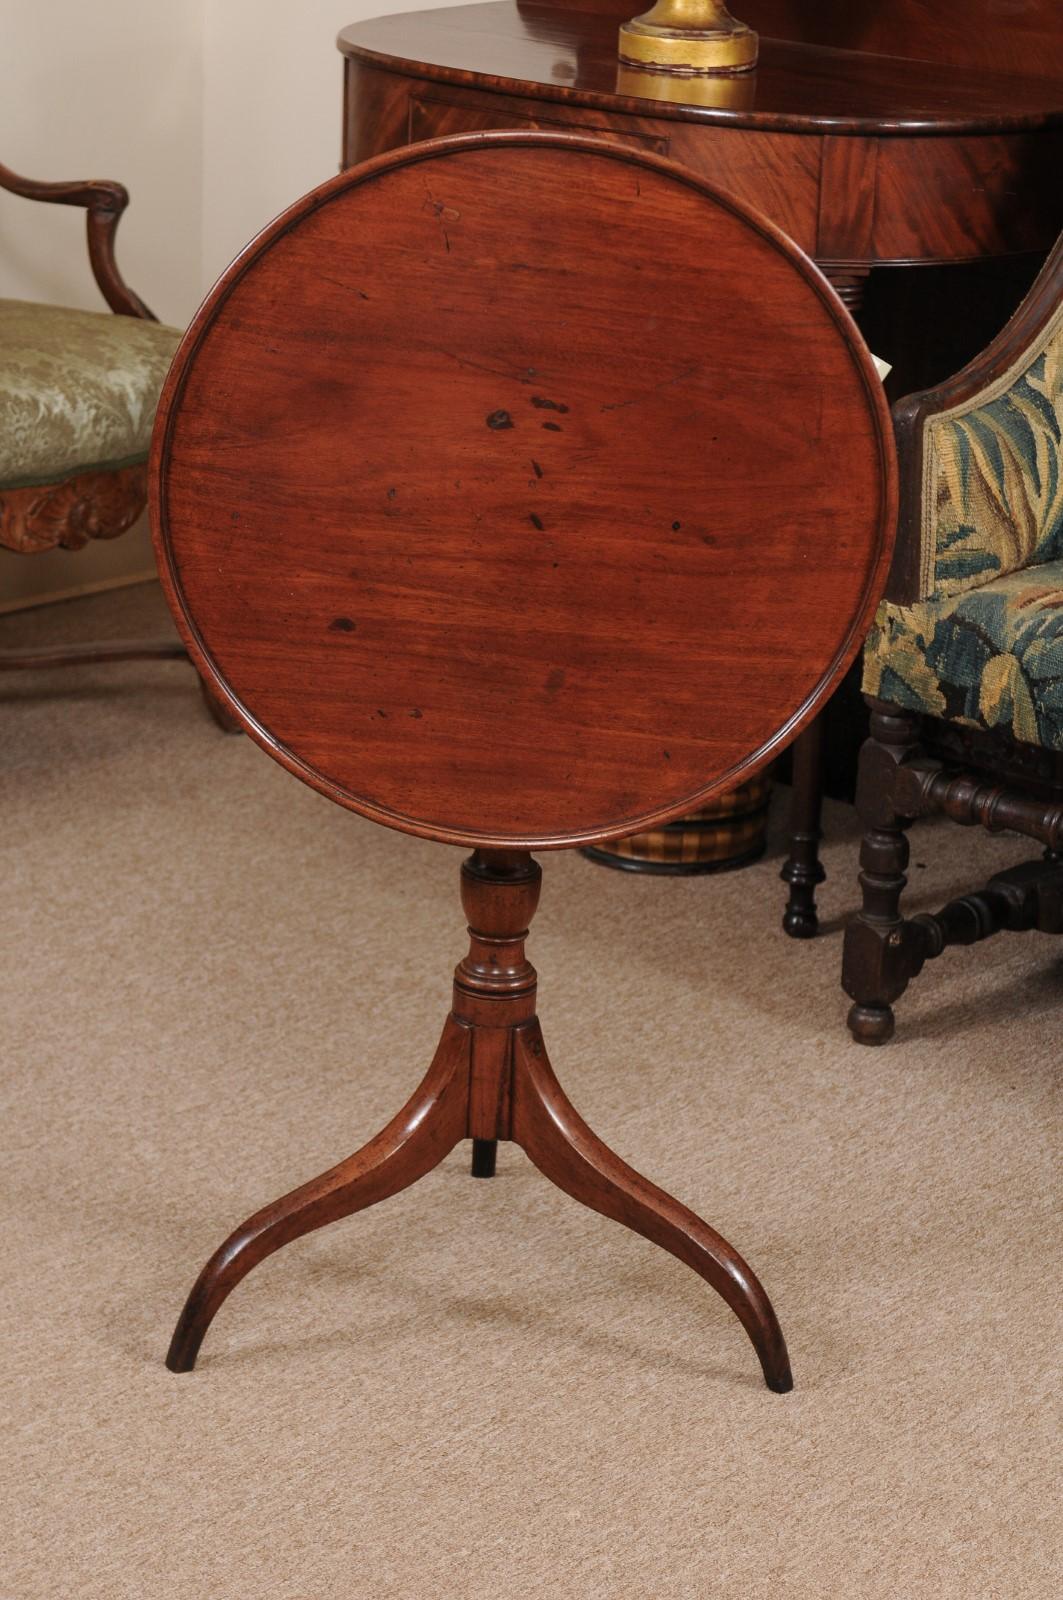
[618,0,758,76]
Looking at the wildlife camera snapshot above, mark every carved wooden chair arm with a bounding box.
[0,159,155,322]
[887,229,1063,605]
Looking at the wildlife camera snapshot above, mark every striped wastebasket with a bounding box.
[581,771,773,875]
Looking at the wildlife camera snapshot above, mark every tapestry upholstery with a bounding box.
[867,291,1063,751]
[0,299,182,490]
[863,558,1063,751]
[917,300,1063,603]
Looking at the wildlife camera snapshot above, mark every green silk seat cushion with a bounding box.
[864,558,1063,751]
[0,298,182,490]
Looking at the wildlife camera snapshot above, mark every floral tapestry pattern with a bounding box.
[864,560,1063,750]
[922,307,1063,602]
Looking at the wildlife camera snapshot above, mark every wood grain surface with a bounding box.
[337,4,1063,135]
[165,845,794,1390]
[539,0,1063,85]
[339,14,1063,272]
[151,132,895,850]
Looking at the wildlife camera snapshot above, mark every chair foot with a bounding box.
[511,1022,793,1393]
[782,906,819,940]
[781,715,826,940]
[847,1002,895,1046]
[165,1018,471,1371]
[841,703,926,1043]
[470,1138,497,1178]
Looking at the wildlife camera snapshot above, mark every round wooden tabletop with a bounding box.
[152,132,896,850]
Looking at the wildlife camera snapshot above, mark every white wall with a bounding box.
[0,0,204,606]
[0,0,466,609]
[202,1,357,287]
[0,0,205,324]
[200,0,463,283]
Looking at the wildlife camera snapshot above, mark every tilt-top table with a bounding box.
[153,133,895,1390]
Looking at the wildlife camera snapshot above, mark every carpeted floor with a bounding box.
[2,581,1060,1599]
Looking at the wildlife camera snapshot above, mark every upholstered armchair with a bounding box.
[0,158,229,720]
[840,230,1063,1043]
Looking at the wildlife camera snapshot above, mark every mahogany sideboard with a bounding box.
[339,0,1063,324]
[337,0,1063,858]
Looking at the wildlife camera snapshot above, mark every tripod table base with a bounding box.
[166,850,792,1393]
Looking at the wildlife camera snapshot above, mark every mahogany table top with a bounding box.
[151,135,895,850]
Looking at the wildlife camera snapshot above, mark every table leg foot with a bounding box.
[510,1022,793,1393]
[470,1138,497,1178]
[165,1018,471,1371]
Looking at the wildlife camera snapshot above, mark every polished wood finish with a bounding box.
[339,5,1063,269]
[152,135,894,852]
[540,0,1063,85]
[339,4,1063,135]
[168,849,793,1389]
[0,461,147,555]
[155,134,898,1387]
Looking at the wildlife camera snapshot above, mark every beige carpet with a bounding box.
[2,581,1060,1599]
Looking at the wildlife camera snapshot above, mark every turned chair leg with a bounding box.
[841,702,925,1045]
[167,850,792,1391]
[781,713,826,938]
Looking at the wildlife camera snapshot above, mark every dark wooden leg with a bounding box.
[168,849,791,1390]
[511,1022,792,1392]
[199,675,243,733]
[470,1138,497,1177]
[452,850,790,1391]
[781,714,826,938]
[819,263,871,318]
[841,702,925,1045]
[0,639,186,670]
[166,1018,471,1371]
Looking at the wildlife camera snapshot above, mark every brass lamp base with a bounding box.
[616,64,756,108]
[618,0,758,76]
